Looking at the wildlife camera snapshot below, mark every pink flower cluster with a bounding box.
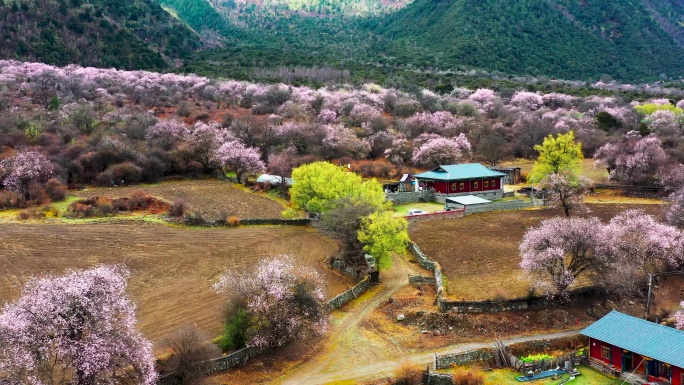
[0,265,157,385]
[0,151,53,196]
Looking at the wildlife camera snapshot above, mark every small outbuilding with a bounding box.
[445,195,491,210]
[581,310,684,385]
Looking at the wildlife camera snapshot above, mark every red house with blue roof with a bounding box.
[581,311,684,385]
[413,163,506,201]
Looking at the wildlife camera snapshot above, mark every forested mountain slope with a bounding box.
[0,0,200,70]
[374,0,684,81]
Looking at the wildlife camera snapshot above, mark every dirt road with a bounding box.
[275,253,580,384]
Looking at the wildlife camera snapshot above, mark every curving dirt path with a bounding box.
[273,253,581,385]
[278,253,412,385]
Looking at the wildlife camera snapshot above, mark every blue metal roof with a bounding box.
[581,310,684,368]
[414,163,506,181]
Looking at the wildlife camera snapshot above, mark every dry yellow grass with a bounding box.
[500,158,610,183]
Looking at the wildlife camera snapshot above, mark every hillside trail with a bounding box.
[276,253,581,385]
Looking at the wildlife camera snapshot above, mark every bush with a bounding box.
[177,102,192,117]
[0,190,24,209]
[95,162,142,186]
[520,354,553,363]
[44,178,67,201]
[227,215,241,227]
[162,325,221,385]
[393,362,422,385]
[452,368,484,385]
[219,308,251,351]
[169,200,187,218]
[27,183,49,204]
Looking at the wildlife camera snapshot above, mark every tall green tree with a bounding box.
[529,131,583,183]
[358,211,409,270]
[289,162,386,214]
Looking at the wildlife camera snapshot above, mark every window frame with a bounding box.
[484,181,489,188]
[601,346,610,360]
[474,181,479,189]
[459,182,465,190]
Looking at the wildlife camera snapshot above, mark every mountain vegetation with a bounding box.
[0,0,200,70]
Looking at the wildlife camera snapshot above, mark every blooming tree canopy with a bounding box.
[0,265,156,385]
[411,134,472,169]
[520,216,610,300]
[214,140,266,183]
[146,119,189,150]
[676,304,684,330]
[213,256,328,349]
[594,135,668,184]
[537,171,592,217]
[0,151,53,197]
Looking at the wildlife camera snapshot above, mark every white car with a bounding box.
[407,209,426,215]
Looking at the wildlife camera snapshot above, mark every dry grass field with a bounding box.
[409,204,664,301]
[0,222,351,352]
[74,179,287,220]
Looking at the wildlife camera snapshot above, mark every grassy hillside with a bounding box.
[0,0,200,70]
[375,0,684,82]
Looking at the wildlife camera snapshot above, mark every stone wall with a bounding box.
[183,216,310,227]
[438,286,601,313]
[463,199,533,214]
[423,370,455,385]
[385,190,436,204]
[435,348,495,369]
[202,346,263,374]
[507,335,586,357]
[327,276,372,310]
[405,209,466,223]
[409,241,436,272]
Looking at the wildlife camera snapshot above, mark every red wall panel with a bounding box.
[672,366,682,385]
[611,346,622,369]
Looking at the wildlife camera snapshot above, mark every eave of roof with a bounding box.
[580,310,684,368]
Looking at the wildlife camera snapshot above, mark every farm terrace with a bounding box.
[582,311,684,385]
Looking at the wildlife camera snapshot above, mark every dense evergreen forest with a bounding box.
[0,0,200,70]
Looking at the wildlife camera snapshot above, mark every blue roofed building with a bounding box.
[413,163,506,201]
[581,310,684,385]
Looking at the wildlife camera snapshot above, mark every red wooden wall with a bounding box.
[423,178,501,194]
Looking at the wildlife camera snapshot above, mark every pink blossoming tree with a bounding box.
[214,140,266,183]
[520,216,610,301]
[675,304,684,329]
[537,171,592,217]
[0,151,53,198]
[594,135,668,184]
[0,265,157,385]
[146,119,189,150]
[412,134,472,169]
[213,256,328,349]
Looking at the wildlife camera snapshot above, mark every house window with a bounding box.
[459,182,464,190]
[491,179,497,187]
[657,362,670,379]
[474,181,479,189]
[484,181,489,188]
[451,183,458,191]
[601,346,610,360]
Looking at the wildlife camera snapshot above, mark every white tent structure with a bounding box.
[256,174,293,187]
[445,195,491,209]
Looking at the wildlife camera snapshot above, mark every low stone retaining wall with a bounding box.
[203,346,263,374]
[436,348,495,369]
[463,199,534,214]
[423,369,455,385]
[183,216,311,227]
[438,286,601,313]
[405,209,466,223]
[327,276,372,310]
[385,190,436,204]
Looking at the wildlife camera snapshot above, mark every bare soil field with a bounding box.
[0,223,351,351]
[409,204,664,301]
[74,179,286,220]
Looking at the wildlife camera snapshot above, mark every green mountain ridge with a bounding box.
[164,0,684,83]
[373,0,684,81]
[0,0,201,70]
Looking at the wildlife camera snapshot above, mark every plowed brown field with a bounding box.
[0,223,350,351]
[75,179,286,220]
[409,204,663,301]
